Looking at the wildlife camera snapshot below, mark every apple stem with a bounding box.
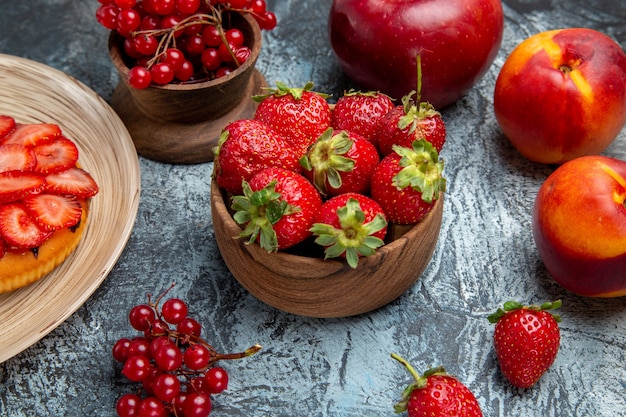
[416,55,422,104]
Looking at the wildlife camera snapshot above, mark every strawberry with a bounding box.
[374,91,446,157]
[299,128,379,197]
[310,193,387,268]
[0,144,37,173]
[253,81,332,157]
[331,89,394,141]
[391,354,483,417]
[24,193,82,231]
[33,136,79,174]
[0,202,52,249]
[231,167,322,251]
[214,119,301,195]
[488,300,562,389]
[44,167,99,199]
[370,139,446,224]
[0,115,16,140]
[1,122,62,147]
[0,171,47,204]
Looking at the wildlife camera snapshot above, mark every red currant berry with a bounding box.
[145,319,171,338]
[250,0,266,14]
[176,0,200,14]
[172,393,188,417]
[218,42,237,63]
[184,344,211,370]
[116,8,141,36]
[141,365,161,396]
[201,48,221,71]
[128,66,152,89]
[123,38,142,59]
[183,392,212,417]
[225,28,245,47]
[174,60,195,82]
[204,366,229,393]
[182,34,207,56]
[154,343,183,371]
[152,373,181,402]
[215,66,233,78]
[160,14,185,37]
[95,5,119,30]
[138,397,167,417]
[139,15,161,31]
[257,11,277,30]
[234,46,251,64]
[128,304,156,331]
[116,393,141,417]
[126,337,152,358]
[177,317,202,337]
[122,355,152,382]
[115,0,137,8]
[161,298,189,324]
[229,0,252,8]
[134,34,159,56]
[202,25,222,47]
[145,0,176,15]
[150,62,175,85]
[112,338,131,362]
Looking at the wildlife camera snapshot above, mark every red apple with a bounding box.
[532,155,626,297]
[328,0,504,108]
[494,28,626,164]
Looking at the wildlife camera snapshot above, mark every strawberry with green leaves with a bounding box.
[331,90,394,141]
[488,300,562,389]
[231,167,322,252]
[214,119,301,195]
[299,128,379,197]
[391,354,483,417]
[310,193,387,268]
[374,90,446,157]
[253,81,332,157]
[370,139,446,224]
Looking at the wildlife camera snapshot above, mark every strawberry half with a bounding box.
[0,115,16,141]
[0,144,37,173]
[44,167,99,198]
[24,193,82,231]
[0,171,47,204]
[0,202,52,249]
[1,122,62,147]
[33,136,79,174]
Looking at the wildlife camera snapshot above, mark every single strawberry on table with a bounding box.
[488,300,562,389]
[331,89,394,142]
[231,167,322,252]
[253,81,332,157]
[391,353,483,417]
[370,139,446,224]
[310,192,387,268]
[299,128,379,197]
[213,119,301,195]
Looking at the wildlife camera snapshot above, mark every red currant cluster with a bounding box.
[95,0,277,89]
[112,289,261,417]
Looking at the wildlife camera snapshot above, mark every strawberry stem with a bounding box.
[488,300,562,323]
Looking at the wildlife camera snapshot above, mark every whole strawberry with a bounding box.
[310,193,387,268]
[331,90,394,141]
[299,128,379,197]
[253,81,332,157]
[214,119,301,195]
[488,300,562,389]
[391,354,483,417]
[231,167,322,252]
[370,139,446,224]
[374,90,446,156]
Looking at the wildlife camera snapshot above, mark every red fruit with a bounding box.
[370,139,446,224]
[0,202,51,249]
[0,144,37,173]
[331,90,394,141]
[310,193,387,268]
[44,167,99,199]
[300,128,379,197]
[392,354,483,417]
[0,171,46,204]
[23,193,82,231]
[214,119,302,195]
[33,136,79,174]
[488,300,562,389]
[374,91,446,156]
[0,115,16,140]
[231,167,322,251]
[1,122,62,147]
[253,82,332,157]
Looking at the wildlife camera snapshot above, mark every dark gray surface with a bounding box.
[1,1,625,416]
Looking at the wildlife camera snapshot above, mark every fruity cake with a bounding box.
[0,115,99,294]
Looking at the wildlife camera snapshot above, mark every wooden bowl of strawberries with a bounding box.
[210,84,446,318]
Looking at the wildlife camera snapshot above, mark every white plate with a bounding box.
[0,54,141,363]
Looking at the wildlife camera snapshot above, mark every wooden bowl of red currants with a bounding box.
[105,7,270,164]
[210,177,444,318]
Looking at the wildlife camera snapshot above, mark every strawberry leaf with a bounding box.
[391,139,446,203]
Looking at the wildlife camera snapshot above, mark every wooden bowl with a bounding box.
[210,176,444,318]
[108,12,266,164]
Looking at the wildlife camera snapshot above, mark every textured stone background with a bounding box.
[1,1,626,416]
